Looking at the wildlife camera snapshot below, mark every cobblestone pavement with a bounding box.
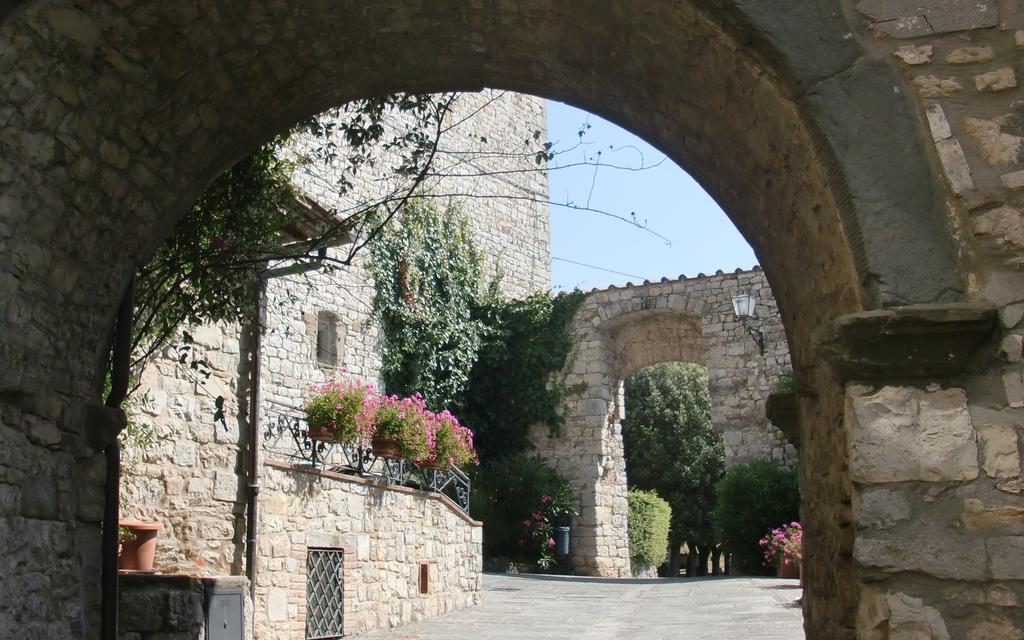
[355,573,805,640]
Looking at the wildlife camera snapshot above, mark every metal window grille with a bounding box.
[306,548,344,639]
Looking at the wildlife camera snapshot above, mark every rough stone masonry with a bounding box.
[1,1,1024,638]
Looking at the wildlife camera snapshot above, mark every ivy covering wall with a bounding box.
[367,200,585,460]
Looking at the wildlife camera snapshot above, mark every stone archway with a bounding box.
[2,2,1013,639]
[533,268,796,576]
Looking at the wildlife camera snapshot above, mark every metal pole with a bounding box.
[102,276,135,640]
[245,277,266,601]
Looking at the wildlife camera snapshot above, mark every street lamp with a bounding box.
[731,291,765,355]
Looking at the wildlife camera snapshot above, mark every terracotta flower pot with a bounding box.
[776,556,800,579]
[119,520,163,572]
[371,436,400,459]
[306,425,333,441]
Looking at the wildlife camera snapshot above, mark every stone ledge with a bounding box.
[817,303,998,381]
[265,459,483,526]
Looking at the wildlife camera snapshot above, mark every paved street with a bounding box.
[356,573,804,640]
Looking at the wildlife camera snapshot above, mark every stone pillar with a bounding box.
[530,333,631,577]
[821,304,1024,639]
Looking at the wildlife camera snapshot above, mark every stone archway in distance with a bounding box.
[533,268,795,576]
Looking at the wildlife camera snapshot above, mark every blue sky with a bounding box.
[547,100,756,292]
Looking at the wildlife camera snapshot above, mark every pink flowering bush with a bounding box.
[759,521,802,568]
[307,381,478,468]
[370,393,433,463]
[516,481,577,569]
[304,379,374,444]
[429,410,479,468]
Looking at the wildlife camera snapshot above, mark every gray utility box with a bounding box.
[205,582,245,640]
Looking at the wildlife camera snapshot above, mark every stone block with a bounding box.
[172,442,196,467]
[857,488,911,530]
[962,499,1024,531]
[1000,335,1024,363]
[186,477,210,495]
[165,590,204,629]
[935,139,974,194]
[266,587,289,621]
[213,471,237,503]
[925,104,951,142]
[848,386,979,483]
[119,591,164,631]
[913,75,963,97]
[20,476,59,520]
[998,478,1024,495]
[140,389,167,417]
[1003,371,1024,408]
[0,483,20,516]
[1001,170,1024,191]
[857,0,998,37]
[854,535,987,580]
[977,425,1021,478]
[885,592,950,640]
[44,6,100,49]
[894,45,932,65]
[945,47,994,64]
[963,117,1021,166]
[988,536,1024,579]
[975,68,1018,93]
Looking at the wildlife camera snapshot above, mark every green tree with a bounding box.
[622,362,725,576]
[715,461,799,574]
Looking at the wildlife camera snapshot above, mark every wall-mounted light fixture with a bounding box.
[731,291,764,355]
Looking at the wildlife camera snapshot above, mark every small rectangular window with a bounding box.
[419,562,429,595]
[316,311,338,367]
[306,548,344,639]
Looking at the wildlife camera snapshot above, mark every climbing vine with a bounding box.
[368,200,586,460]
[458,290,585,459]
[369,200,487,410]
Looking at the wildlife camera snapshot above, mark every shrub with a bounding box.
[628,489,671,572]
[469,455,576,565]
[715,461,800,574]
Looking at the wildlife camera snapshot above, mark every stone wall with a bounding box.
[119,323,249,576]
[531,268,794,577]
[256,462,481,638]
[848,377,1024,639]
[841,5,1024,637]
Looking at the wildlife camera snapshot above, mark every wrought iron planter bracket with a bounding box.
[263,403,471,513]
